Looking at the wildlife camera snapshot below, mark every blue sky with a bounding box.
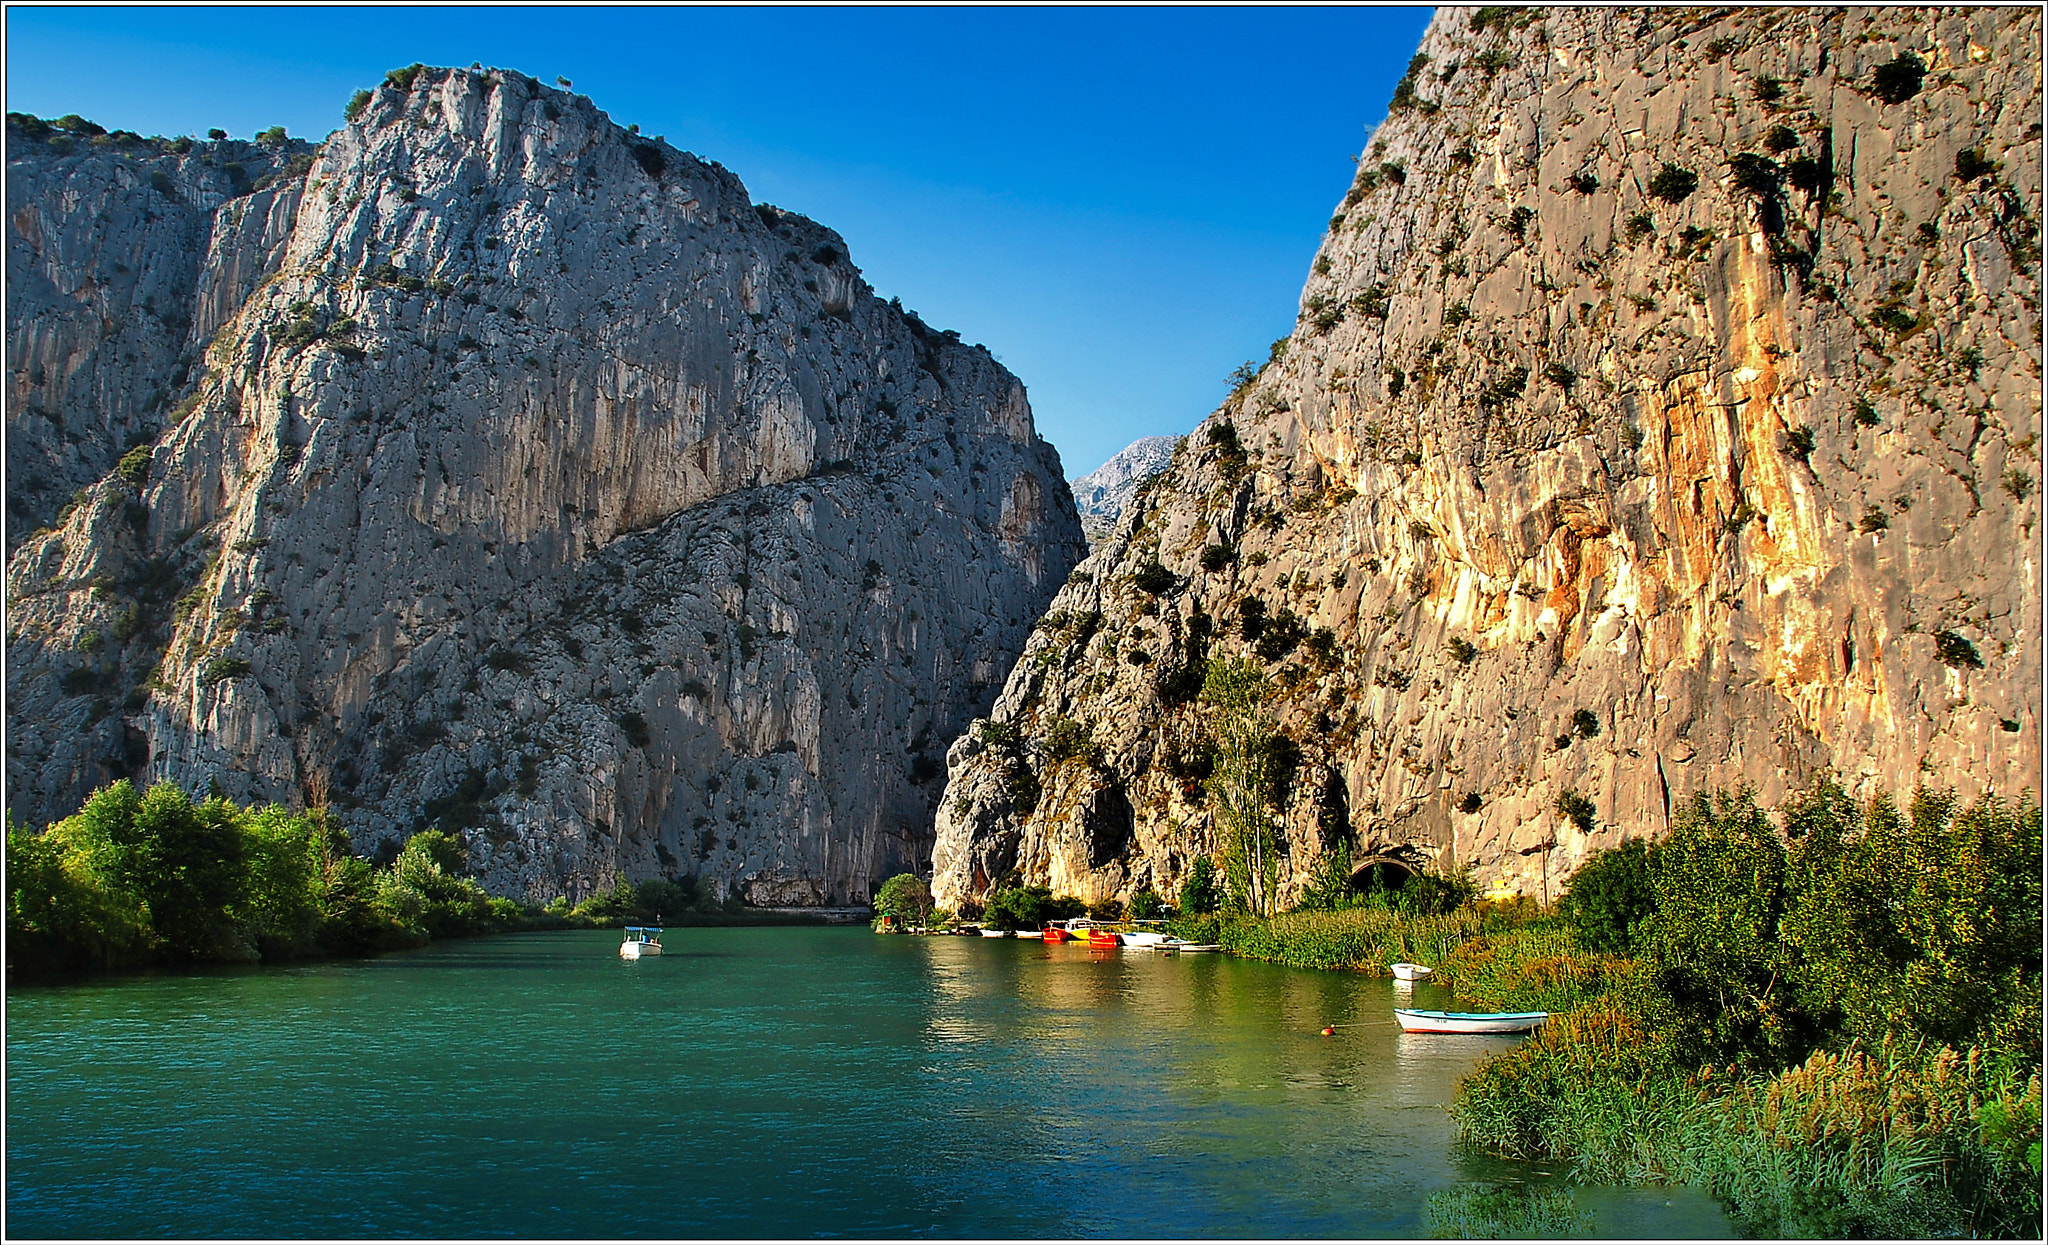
[6,5,1432,477]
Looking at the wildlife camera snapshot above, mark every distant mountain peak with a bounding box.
[1069,435,1180,544]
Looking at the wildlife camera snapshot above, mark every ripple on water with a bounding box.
[7,928,1730,1238]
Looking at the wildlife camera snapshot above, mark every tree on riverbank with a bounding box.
[1201,658,1289,917]
[6,780,714,974]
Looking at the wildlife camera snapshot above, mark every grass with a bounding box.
[1214,890,2042,1239]
[1218,905,1477,973]
[1424,1183,1592,1239]
[1451,974,2043,1238]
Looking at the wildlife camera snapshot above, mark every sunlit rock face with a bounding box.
[5,119,314,555]
[6,67,1086,904]
[933,6,2041,913]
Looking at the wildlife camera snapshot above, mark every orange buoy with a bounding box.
[1321,1026,1336,1036]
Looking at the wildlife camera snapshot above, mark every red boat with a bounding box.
[1042,926,1075,943]
[1086,929,1120,949]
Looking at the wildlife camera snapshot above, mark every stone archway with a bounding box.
[1350,854,1419,896]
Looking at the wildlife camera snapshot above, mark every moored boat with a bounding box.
[1393,1008,1546,1034]
[619,926,663,959]
[1086,929,1119,949]
[1390,962,1432,982]
[980,927,1013,938]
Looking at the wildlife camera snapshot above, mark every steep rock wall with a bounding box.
[6,120,312,553]
[933,6,2041,911]
[6,68,1085,903]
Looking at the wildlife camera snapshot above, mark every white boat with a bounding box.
[979,927,1013,938]
[1158,940,1219,953]
[619,925,663,959]
[1121,929,1173,947]
[1391,962,1432,982]
[1393,1007,1546,1035]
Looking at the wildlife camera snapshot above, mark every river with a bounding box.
[6,927,1728,1237]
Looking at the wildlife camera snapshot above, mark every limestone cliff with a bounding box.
[5,67,1085,904]
[6,116,313,554]
[1071,435,1181,544]
[933,6,2041,912]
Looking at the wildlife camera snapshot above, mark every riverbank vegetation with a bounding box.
[1206,779,2040,1239]
[8,779,742,976]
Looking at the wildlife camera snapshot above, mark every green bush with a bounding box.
[344,89,373,123]
[1127,888,1170,920]
[1295,841,1359,911]
[1387,52,1431,112]
[1933,629,1984,668]
[200,656,252,686]
[1646,163,1697,204]
[115,444,155,487]
[982,884,1082,932]
[1868,51,1926,105]
[1955,148,2001,184]
[1554,788,1595,835]
[1558,837,1654,954]
[1727,152,1782,198]
[1040,715,1093,764]
[1131,560,1174,594]
[1178,856,1220,915]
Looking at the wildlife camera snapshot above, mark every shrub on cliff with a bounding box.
[1647,163,1697,204]
[1867,51,1926,105]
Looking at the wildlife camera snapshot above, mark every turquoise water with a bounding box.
[6,928,1728,1237]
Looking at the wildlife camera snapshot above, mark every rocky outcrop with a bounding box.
[933,6,2041,912]
[5,67,1085,904]
[6,116,314,554]
[1070,435,1180,544]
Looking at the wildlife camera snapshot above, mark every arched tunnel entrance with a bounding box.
[1349,855,1419,898]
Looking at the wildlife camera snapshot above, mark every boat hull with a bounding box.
[619,941,662,959]
[1390,962,1432,982]
[1393,1008,1545,1034]
[1086,931,1119,949]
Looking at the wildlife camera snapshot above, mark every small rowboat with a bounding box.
[1390,962,1432,982]
[1394,1008,1547,1035]
[979,928,1013,938]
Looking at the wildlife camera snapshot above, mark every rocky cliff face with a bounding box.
[1071,435,1180,544]
[933,6,2041,912]
[6,117,313,555]
[5,67,1085,904]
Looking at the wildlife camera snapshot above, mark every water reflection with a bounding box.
[7,929,1728,1239]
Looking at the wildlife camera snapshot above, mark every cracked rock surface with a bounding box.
[7,68,1084,904]
[933,6,2041,913]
